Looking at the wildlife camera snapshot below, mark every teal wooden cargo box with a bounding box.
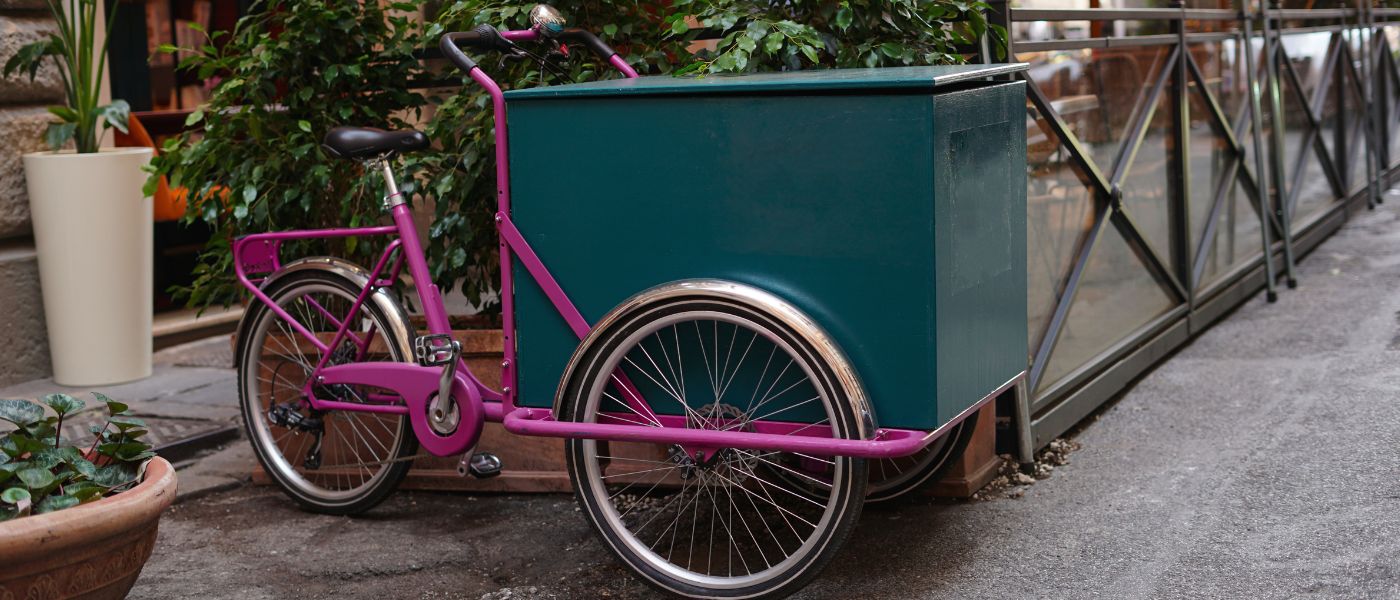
[506,64,1028,431]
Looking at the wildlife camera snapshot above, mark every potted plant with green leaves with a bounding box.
[3,0,152,386]
[0,393,175,599]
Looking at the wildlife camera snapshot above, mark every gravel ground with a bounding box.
[135,198,1400,599]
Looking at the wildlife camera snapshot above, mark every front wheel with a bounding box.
[560,282,868,599]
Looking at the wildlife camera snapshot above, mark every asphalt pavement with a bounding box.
[131,196,1400,599]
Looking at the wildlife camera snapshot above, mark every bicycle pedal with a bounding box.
[414,333,460,367]
[458,452,502,479]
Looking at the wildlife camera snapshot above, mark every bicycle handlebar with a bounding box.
[553,28,619,61]
[438,24,624,74]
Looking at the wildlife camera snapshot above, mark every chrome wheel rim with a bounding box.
[578,310,851,590]
[244,282,408,503]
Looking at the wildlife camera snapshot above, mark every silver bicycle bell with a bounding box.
[529,4,567,36]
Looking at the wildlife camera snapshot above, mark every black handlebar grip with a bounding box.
[439,31,480,72]
[441,25,617,73]
[557,28,618,60]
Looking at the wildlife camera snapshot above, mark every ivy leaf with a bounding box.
[16,467,55,490]
[44,122,76,150]
[99,100,131,134]
[69,482,106,502]
[70,458,97,479]
[7,433,46,457]
[603,24,618,36]
[0,399,43,426]
[36,494,78,514]
[92,464,133,488]
[1,487,29,505]
[98,442,151,462]
[297,119,312,133]
[41,393,84,417]
[2,38,56,81]
[93,393,127,415]
[28,448,66,469]
[834,7,853,30]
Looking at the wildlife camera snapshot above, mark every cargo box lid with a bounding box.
[503,63,1028,100]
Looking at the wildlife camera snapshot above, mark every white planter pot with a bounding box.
[23,147,154,386]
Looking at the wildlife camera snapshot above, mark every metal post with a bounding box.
[1243,0,1280,303]
[1379,13,1393,197]
[1379,17,1392,197]
[1169,2,1194,300]
[1013,375,1034,468]
[1360,0,1380,209]
[1264,0,1300,292]
[1336,25,1350,196]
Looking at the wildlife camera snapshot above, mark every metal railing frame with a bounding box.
[992,2,1400,453]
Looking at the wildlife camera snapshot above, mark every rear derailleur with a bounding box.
[267,401,325,469]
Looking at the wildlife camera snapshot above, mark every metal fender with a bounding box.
[551,279,877,440]
[234,257,415,370]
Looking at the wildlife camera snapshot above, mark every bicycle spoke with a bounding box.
[243,281,409,500]
[577,306,860,589]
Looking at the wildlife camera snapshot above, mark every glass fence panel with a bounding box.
[1116,88,1174,261]
[1345,30,1367,194]
[1008,5,1397,436]
[1026,101,1097,356]
[1036,225,1177,393]
[1017,47,1172,175]
[1186,40,1253,264]
[1384,27,1400,169]
[1198,175,1265,290]
[1279,30,1342,224]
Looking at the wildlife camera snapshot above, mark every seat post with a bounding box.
[374,154,452,336]
[376,156,406,209]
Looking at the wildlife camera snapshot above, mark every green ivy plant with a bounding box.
[155,0,1002,314]
[0,394,154,521]
[2,0,129,153]
[148,0,431,309]
[664,0,1005,75]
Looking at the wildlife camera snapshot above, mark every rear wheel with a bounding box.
[235,268,418,515]
[561,285,867,599]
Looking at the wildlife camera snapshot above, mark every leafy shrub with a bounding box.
[0,394,154,520]
[154,0,999,313]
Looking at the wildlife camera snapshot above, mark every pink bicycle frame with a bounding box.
[233,28,981,460]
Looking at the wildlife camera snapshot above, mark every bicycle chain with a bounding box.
[317,452,436,470]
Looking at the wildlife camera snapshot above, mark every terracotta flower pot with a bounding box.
[0,457,177,599]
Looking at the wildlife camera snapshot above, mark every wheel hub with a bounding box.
[668,402,759,484]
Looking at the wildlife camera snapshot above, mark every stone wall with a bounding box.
[0,0,57,385]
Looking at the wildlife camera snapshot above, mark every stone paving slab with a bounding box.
[0,337,243,493]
